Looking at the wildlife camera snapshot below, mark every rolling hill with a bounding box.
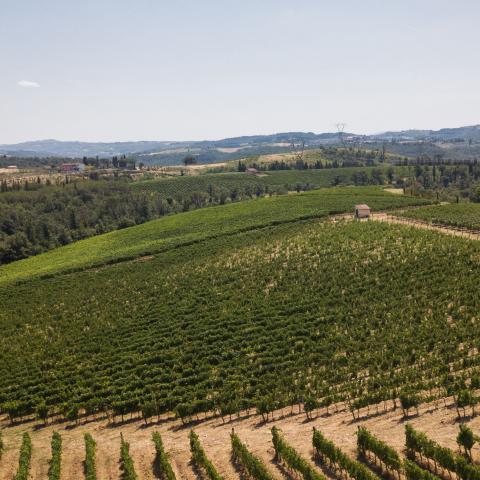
[2,186,480,480]
[2,124,480,163]
[0,187,427,287]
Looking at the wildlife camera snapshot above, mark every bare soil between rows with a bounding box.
[1,398,479,480]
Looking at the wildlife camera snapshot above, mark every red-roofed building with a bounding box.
[60,163,85,173]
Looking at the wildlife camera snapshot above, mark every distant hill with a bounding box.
[0,132,349,161]
[374,124,480,141]
[1,124,479,164]
[0,139,180,158]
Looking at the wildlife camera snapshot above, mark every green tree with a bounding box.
[183,154,197,166]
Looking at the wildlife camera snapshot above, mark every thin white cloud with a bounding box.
[17,80,40,88]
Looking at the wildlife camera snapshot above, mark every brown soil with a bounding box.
[1,398,479,480]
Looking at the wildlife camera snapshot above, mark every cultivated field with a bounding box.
[133,167,401,197]
[398,203,480,230]
[1,215,478,432]
[0,186,427,286]
[2,186,480,480]
[1,395,480,480]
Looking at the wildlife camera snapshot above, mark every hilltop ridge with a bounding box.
[2,124,480,161]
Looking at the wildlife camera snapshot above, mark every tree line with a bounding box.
[0,177,305,264]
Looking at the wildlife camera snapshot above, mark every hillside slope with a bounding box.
[398,203,480,230]
[2,124,479,158]
[0,186,427,286]
[1,197,479,426]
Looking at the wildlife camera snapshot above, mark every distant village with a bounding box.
[0,154,139,173]
[0,155,144,191]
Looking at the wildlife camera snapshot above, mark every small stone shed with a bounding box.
[354,204,371,219]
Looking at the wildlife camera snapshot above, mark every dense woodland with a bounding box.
[0,178,294,264]
[402,162,480,201]
[0,181,156,264]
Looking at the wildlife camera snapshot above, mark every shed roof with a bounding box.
[355,204,370,210]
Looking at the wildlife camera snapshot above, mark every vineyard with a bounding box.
[5,0,480,477]
[398,203,480,230]
[133,167,400,197]
[1,185,480,478]
[3,397,480,479]
[0,186,426,286]
[1,201,479,427]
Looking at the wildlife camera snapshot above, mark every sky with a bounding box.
[1,0,480,143]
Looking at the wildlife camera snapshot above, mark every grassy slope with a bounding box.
[398,203,480,230]
[0,187,428,287]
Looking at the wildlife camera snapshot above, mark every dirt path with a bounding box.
[331,211,480,241]
[0,430,21,479]
[370,212,480,240]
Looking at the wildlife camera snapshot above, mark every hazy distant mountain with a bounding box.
[1,125,479,164]
[0,139,178,158]
[374,125,480,141]
[0,132,343,159]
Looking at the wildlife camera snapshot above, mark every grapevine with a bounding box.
[120,433,138,480]
[152,432,176,480]
[84,433,97,480]
[13,432,32,480]
[313,428,380,480]
[189,430,224,480]
[405,424,480,480]
[230,430,275,480]
[48,432,62,480]
[357,427,402,474]
[272,426,326,480]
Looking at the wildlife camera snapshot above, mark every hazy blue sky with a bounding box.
[1,0,479,143]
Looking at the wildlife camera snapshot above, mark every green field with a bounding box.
[0,187,427,287]
[134,167,400,197]
[1,213,479,422]
[1,186,477,426]
[398,203,480,230]
[0,166,398,267]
